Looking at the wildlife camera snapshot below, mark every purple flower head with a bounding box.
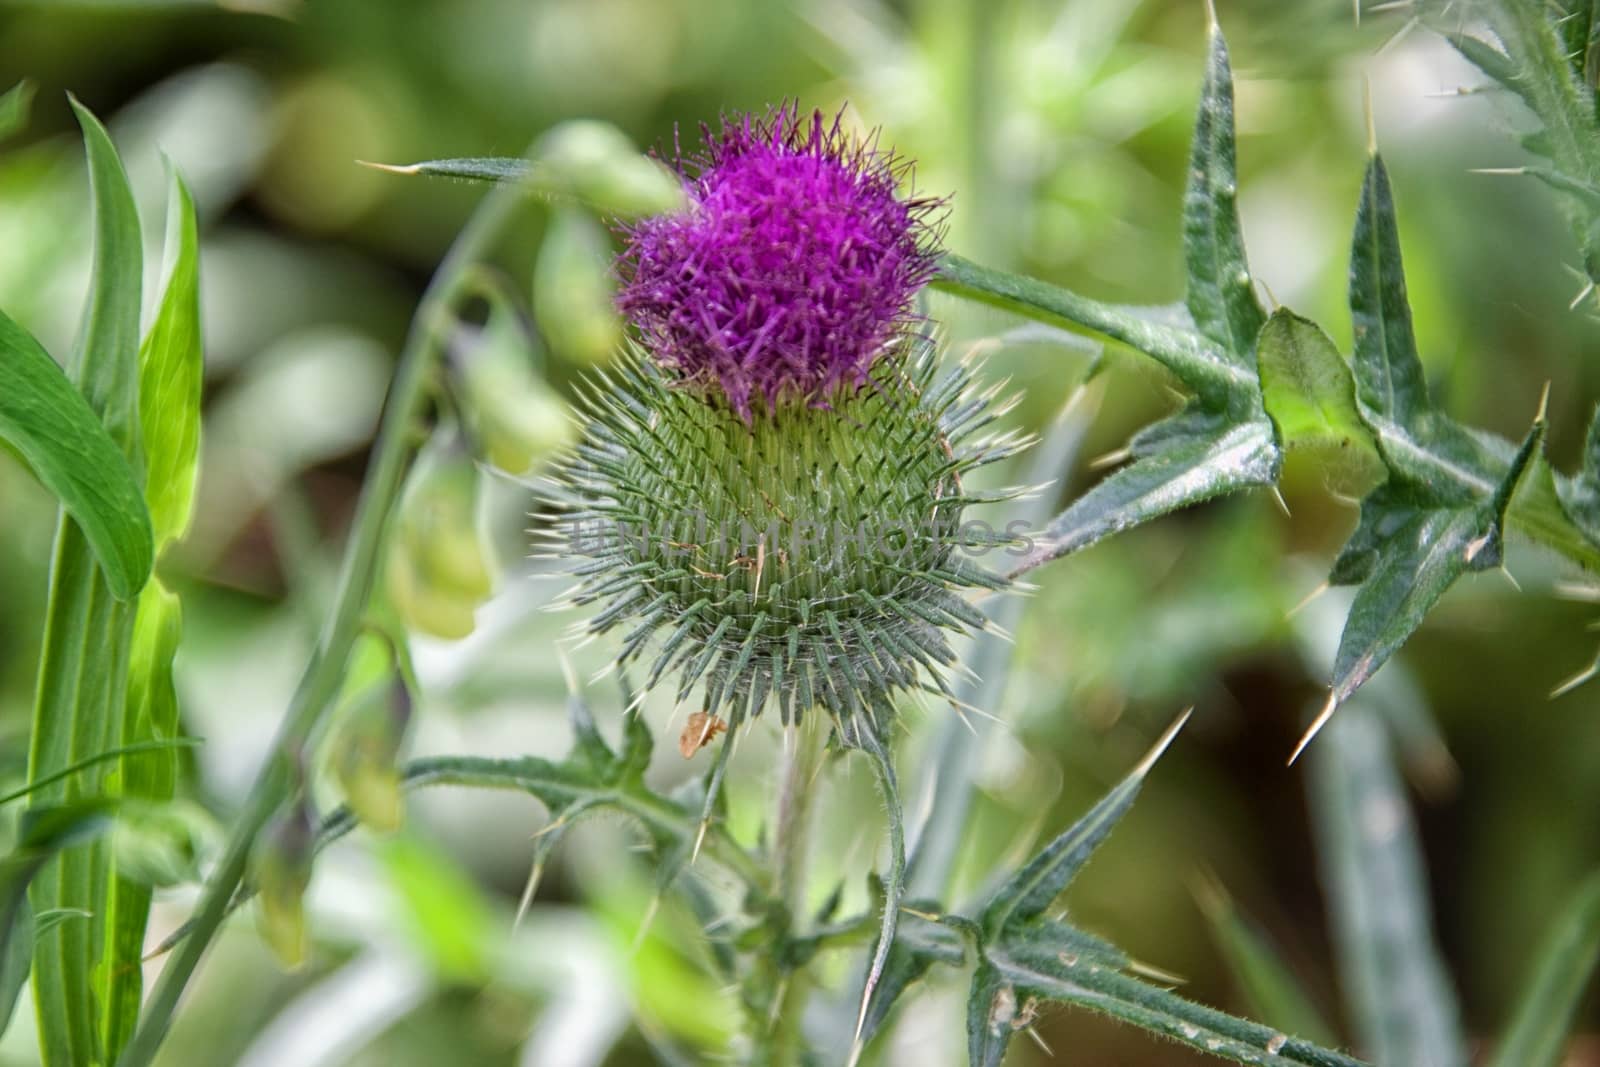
[616,105,943,420]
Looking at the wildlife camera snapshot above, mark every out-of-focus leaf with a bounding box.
[1,803,115,1040]
[378,833,497,982]
[138,167,204,552]
[1195,877,1339,1048]
[385,426,494,640]
[0,311,153,601]
[1487,870,1600,1067]
[0,80,34,143]
[534,206,621,365]
[1308,704,1465,1067]
[1256,309,1384,493]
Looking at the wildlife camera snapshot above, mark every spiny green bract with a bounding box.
[548,337,1029,732]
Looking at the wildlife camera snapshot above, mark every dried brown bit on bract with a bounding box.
[678,711,727,758]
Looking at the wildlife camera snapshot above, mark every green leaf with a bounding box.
[379,832,498,981]
[1256,309,1384,493]
[1,803,115,1040]
[1183,22,1266,370]
[1308,704,1464,1067]
[1319,156,1544,726]
[981,712,1188,939]
[1009,406,1279,574]
[0,80,34,143]
[0,310,154,601]
[977,938,1368,1067]
[100,580,185,1059]
[28,99,146,1067]
[1195,877,1340,1048]
[1487,870,1600,1067]
[138,167,203,552]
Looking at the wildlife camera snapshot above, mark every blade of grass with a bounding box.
[1487,870,1600,1067]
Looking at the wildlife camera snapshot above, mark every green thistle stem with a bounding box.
[119,158,531,1067]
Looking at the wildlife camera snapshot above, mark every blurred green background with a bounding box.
[1,0,1598,1064]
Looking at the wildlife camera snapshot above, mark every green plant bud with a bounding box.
[534,119,684,218]
[456,304,574,475]
[555,339,1026,730]
[252,796,316,969]
[534,206,623,366]
[331,674,413,834]
[386,428,494,640]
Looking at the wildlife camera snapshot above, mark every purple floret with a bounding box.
[616,105,942,420]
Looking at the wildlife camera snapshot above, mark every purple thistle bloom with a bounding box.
[616,105,943,420]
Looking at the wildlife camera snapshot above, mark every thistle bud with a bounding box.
[555,106,1022,733]
[534,206,623,366]
[331,673,413,834]
[455,300,573,475]
[386,428,494,640]
[252,795,316,969]
[534,119,684,218]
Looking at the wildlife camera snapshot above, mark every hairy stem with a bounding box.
[118,166,530,1067]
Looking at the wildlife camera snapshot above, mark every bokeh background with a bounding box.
[1,0,1598,1064]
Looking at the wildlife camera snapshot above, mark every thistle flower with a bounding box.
[616,105,942,419]
[549,106,1028,741]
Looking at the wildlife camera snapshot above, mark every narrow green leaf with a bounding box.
[1487,870,1600,1067]
[1308,704,1465,1067]
[0,80,34,143]
[1009,407,1279,575]
[372,156,534,184]
[980,712,1189,940]
[138,167,203,551]
[0,311,153,600]
[101,581,185,1059]
[28,99,146,1067]
[1,803,115,1040]
[1183,22,1266,366]
[1195,878,1340,1048]
[1256,309,1384,493]
[66,96,144,459]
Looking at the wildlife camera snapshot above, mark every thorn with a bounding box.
[1469,166,1529,176]
[1135,707,1193,778]
[1554,580,1600,602]
[1258,278,1281,310]
[1363,75,1377,155]
[1366,0,1414,10]
[1089,446,1132,471]
[513,855,546,932]
[1025,1027,1055,1056]
[557,649,579,697]
[1536,380,1552,423]
[1551,659,1600,699]
[1127,958,1188,985]
[1570,280,1596,311]
[1205,0,1218,33]
[1287,580,1330,619]
[630,892,662,954]
[1375,15,1418,56]
[1269,486,1292,518]
[691,817,710,865]
[1353,0,1360,27]
[1499,566,1522,593]
[356,159,421,175]
[1288,692,1338,765]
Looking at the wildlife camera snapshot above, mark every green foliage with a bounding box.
[0,80,34,143]
[1307,705,1464,1067]
[1488,870,1600,1067]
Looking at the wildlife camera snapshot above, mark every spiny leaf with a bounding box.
[981,711,1189,940]
[1184,21,1267,373]
[1487,870,1600,1067]
[1009,406,1279,575]
[138,167,204,553]
[0,311,153,600]
[1195,876,1340,1048]
[1308,705,1464,1067]
[978,939,1369,1067]
[1256,309,1384,494]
